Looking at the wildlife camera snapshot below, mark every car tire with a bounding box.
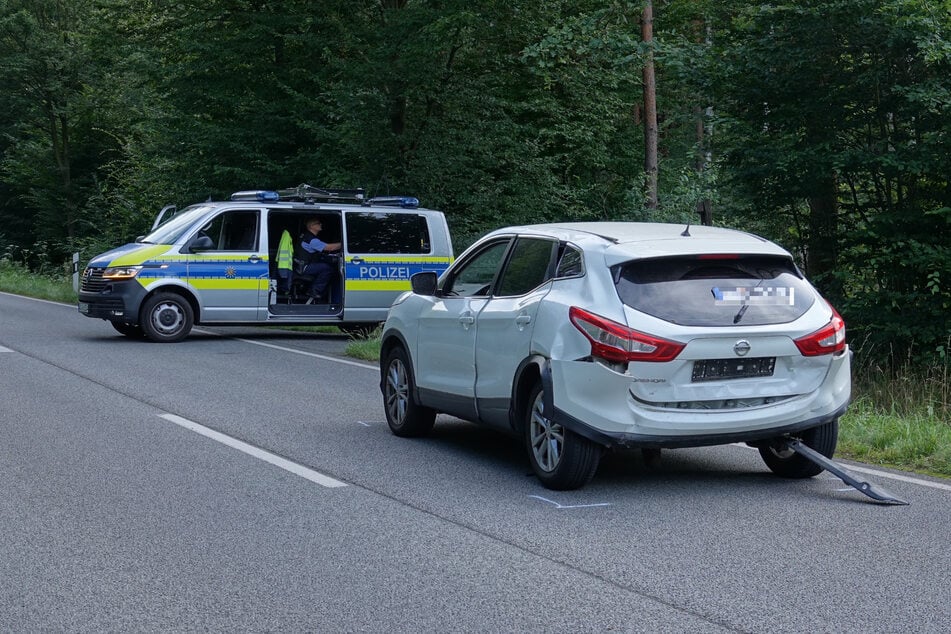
[140,292,194,343]
[758,419,839,478]
[524,382,601,490]
[110,321,144,338]
[382,346,436,437]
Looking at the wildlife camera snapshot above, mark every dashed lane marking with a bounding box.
[159,413,346,488]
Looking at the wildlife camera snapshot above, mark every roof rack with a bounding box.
[230,185,421,208]
[230,185,365,204]
[276,184,366,203]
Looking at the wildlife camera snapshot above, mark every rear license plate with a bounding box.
[78,302,89,314]
[692,357,776,382]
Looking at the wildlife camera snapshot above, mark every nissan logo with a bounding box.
[734,340,751,357]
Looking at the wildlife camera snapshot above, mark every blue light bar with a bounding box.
[230,190,280,202]
[367,196,419,209]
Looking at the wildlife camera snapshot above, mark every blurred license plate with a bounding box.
[78,302,89,314]
[692,357,775,382]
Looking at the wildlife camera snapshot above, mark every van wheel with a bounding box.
[110,321,144,338]
[382,346,435,437]
[524,382,600,490]
[340,322,380,339]
[140,292,193,343]
[759,419,839,478]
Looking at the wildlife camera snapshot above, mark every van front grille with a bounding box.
[81,268,107,292]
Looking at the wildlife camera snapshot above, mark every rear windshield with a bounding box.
[614,255,816,326]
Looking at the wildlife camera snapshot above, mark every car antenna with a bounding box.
[681,223,691,237]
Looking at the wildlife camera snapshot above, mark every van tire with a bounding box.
[140,292,194,343]
[340,322,380,339]
[111,321,144,338]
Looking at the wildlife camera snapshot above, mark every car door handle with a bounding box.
[248,255,262,263]
[459,312,475,329]
[515,314,532,331]
[350,256,364,264]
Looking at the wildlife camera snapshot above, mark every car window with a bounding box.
[614,255,816,326]
[445,240,510,297]
[496,237,557,296]
[198,210,259,251]
[345,212,431,254]
[555,244,584,278]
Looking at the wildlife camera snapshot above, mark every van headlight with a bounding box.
[102,266,143,280]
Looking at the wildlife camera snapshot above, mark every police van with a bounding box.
[78,185,454,342]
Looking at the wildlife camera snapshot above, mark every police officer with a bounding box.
[300,217,341,301]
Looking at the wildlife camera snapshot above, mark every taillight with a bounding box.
[794,308,847,356]
[569,306,685,363]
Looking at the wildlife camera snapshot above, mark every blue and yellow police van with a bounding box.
[78,185,454,342]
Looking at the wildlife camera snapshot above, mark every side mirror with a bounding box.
[188,235,215,252]
[135,235,145,243]
[410,271,438,296]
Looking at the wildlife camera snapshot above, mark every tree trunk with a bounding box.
[806,176,840,297]
[695,105,713,225]
[641,2,658,210]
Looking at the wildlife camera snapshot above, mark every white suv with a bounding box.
[379,222,851,490]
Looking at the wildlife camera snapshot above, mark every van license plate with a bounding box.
[692,357,775,382]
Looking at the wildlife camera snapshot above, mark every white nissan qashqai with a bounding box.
[379,222,851,490]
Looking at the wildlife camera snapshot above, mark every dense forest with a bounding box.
[0,0,948,363]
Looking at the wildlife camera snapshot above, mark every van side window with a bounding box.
[345,212,431,254]
[201,210,259,251]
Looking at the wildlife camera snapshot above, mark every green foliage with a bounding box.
[712,0,951,360]
[0,256,77,303]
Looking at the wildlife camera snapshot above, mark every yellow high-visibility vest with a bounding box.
[277,230,293,271]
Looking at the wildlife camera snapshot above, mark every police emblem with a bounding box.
[225,266,237,278]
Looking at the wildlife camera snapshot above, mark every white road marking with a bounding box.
[356,421,372,427]
[731,442,951,492]
[159,413,346,488]
[194,329,377,370]
[529,495,612,509]
[842,464,951,492]
[0,345,13,352]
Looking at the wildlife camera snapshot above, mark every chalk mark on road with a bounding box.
[529,495,612,509]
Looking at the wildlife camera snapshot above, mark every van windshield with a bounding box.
[141,205,213,244]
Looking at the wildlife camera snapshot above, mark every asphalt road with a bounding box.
[2,291,950,633]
